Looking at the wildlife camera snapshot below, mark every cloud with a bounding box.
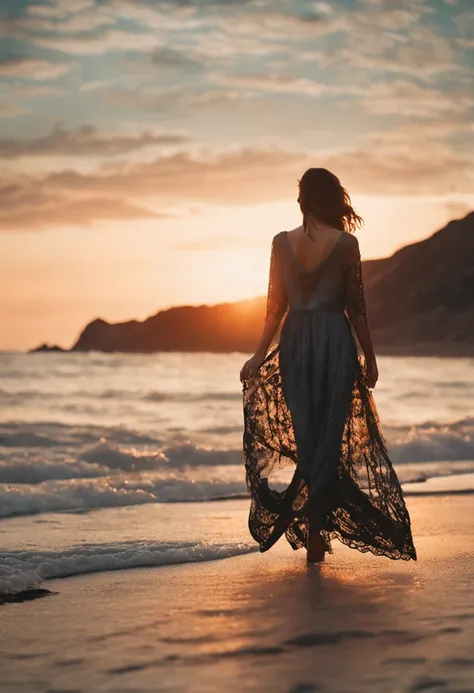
[210,7,343,41]
[150,47,205,70]
[323,148,473,196]
[17,28,162,55]
[2,138,473,232]
[17,0,112,31]
[0,76,66,120]
[0,124,188,158]
[358,80,474,118]
[3,2,344,58]
[0,56,72,80]
[0,183,164,231]
[210,72,362,98]
[37,148,306,204]
[454,9,474,35]
[0,147,305,231]
[455,38,474,49]
[333,38,465,80]
[27,0,95,17]
[1,0,472,236]
[0,83,66,120]
[0,98,27,119]
[94,84,257,112]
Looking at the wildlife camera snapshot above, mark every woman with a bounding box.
[240,168,416,562]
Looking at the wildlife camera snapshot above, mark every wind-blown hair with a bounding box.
[298,168,363,235]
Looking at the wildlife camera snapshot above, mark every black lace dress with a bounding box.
[242,230,416,560]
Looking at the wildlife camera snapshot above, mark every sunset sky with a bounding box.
[1,0,473,350]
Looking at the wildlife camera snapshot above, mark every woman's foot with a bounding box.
[307,529,325,563]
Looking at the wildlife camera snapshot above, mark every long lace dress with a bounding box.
[242,230,417,560]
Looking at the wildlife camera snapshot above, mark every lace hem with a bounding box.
[242,345,417,562]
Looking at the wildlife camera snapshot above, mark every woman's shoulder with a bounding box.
[271,230,288,248]
[340,231,360,251]
[272,225,302,245]
[345,231,359,242]
[339,232,362,269]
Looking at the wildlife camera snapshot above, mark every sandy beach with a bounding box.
[1,494,473,693]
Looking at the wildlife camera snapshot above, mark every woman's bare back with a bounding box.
[286,225,345,274]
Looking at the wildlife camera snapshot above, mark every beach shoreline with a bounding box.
[1,494,474,693]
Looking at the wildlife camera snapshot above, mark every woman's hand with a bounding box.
[365,359,379,389]
[240,353,265,381]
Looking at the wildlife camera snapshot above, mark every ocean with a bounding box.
[1,351,473,596]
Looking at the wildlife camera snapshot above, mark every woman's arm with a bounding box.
[240,235,287,381]
[344,236,378,388]
[350,315,378,387]
[239,313,281,381]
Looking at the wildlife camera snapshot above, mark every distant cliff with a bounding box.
[360,211,474,355]
[30,343,66,353]
[39,212,474,357]
[70,297,266,354]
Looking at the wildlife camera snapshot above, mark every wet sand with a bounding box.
[1,495,474,693]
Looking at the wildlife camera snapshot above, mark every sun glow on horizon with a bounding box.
[2,193,473,351]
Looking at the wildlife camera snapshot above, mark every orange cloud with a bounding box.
[2,141,473,232]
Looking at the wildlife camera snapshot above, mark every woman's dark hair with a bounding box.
[298,167,363,235]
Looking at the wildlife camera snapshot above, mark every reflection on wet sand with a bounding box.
[1,496,474,693]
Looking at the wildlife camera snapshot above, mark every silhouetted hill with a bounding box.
[362,211,474,354]
[61,212,473,356]
[71,298,266,354]
[30,343,66,353]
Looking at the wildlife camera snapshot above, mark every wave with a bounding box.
[1,418,474,519]
[3,462,474,519]
[0,422,161,448]
[0,540,257,596]
[388,417,474,463]
[143,391,241,402]
[81,441,242,471]
[0,418,473,487]
[0,458,107,484]
[0,431,57,448]
[0,441,243,484]
[1,419,474,473]
[2,418,474,462]
[0,476,248,519]
[0,388,241,404]
[404,487,474,497]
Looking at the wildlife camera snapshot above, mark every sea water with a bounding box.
[1,352,473,595]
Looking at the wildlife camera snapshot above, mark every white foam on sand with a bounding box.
[0,540,258,596]
[403,471,474,496]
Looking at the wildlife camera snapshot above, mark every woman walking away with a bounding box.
[240,168,416,563]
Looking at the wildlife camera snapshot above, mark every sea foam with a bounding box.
[1,419,474,519]
[0,540,258,596]
[2,418,473,463]
[0,476,248,519]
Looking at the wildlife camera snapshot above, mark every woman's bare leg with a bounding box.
[307,526,325,562]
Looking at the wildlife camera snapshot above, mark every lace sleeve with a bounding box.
[266,234,288,321]
[344,236,367,321]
